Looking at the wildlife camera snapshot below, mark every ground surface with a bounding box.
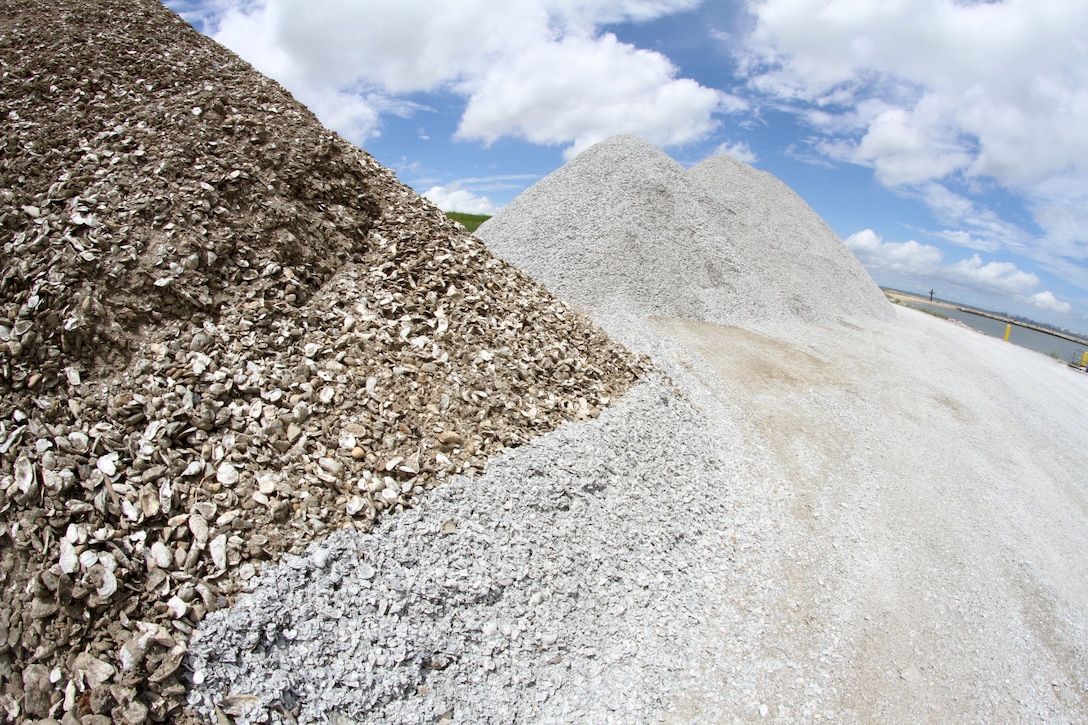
[648,306,1088,722]
[883,290,959,310]
[189,304,1088,723]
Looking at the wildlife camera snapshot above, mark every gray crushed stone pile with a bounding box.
[187,377,745,724]
[475,135,892,338]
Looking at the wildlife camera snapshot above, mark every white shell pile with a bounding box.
[686,153,890,326]
[476,135,892,337]
[0,0,647,721]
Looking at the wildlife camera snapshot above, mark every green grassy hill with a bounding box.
[444,211,491,232]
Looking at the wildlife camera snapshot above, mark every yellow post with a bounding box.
[1003,324,1011,341]
[1081,352,1088,368]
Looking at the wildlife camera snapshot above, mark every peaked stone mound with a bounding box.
[687,154,890,323]
[476,135,891,331]
[478,135,744,324]
[0,0,646,719]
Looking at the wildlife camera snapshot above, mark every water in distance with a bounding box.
[914,303,1088,363]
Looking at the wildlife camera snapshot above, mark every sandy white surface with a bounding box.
[189,304,1088,723]
[646,305,1088,722]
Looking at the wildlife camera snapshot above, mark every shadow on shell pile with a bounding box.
[0,0,648,721]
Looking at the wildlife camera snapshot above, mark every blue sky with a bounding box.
[165,0,1088,333]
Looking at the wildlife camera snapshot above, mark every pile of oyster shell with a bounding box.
[0,0,648,720]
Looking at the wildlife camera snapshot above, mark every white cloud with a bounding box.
[1028,291,1072,314]
[713,140,759,164]
[204,0,723,154]
[547,0,703,29]
[1028,172,1088,257]
[456,33,724,158]
[213,1,292,79]
[295,87,384,145]
[743,0,1088,169]
[845,229,943,274]
[936,230,998,254]
[853,105,973,186]
[740,0,1088,267]
[846,229,1043,298]
[422,185,500,215]
[947,254,1039,296]
[211,1,386,143]
[916,183,1032,254]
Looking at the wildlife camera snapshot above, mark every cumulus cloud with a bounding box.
[713,140,759,164]
[846,229,1046,298]
[202,0,724,153]
[853,106,973,186]
[742,0,1088,183]
[947,254,1039,296]
[457,33,724,158]
[845,229,943,274]
[422,185,499,215]
[740,0,1088,265]
[1028,291,1072,314]
[295,88,384,145]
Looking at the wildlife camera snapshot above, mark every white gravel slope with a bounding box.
[686,154,889,328]
[475,136,742,325]
[188,308,1088,723]
[647,308,1088,723]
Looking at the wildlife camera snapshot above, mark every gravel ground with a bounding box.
[187,375,748,723]
[647,310,1088,723]
[188,307,1088,723]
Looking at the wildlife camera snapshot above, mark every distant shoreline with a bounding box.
[883,289,1088,347]
[884,289,957,310]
